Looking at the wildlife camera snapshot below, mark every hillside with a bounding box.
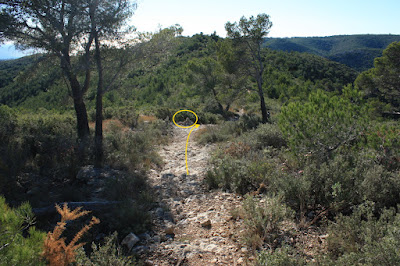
[264,34,400,71]
[0,55,39,88]
[0,34,358,112]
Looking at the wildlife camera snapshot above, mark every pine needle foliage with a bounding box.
[0,196,45,265]
[42,203,100,266]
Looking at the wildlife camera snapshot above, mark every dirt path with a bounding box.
[144,125,249,265]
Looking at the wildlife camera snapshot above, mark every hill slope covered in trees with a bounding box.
[264,34,400,71]
[0,33,358,113]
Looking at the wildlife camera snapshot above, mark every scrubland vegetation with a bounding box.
[0,2,399,264]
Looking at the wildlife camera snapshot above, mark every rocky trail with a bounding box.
[139,125,249,265]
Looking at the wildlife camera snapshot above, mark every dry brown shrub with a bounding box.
[42,203,100,266]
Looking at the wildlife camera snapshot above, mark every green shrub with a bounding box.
[205,156,254,194]
[195,118,258,145]
[152,106,174,120]
[104,125,162,171]
[365,122,400,171]
[360,162,400,209]
[205,150,274,194]
[237,113,261,131]
[241,195,294,249]
[114,106,139,128]
[196,111,223,124]
[272,170,312,217]
[241,123,286,150]
[0,105,17,142]
[279,87,368,163]
[1,111,79,198]
[195,125,231,144]
[75,232,136,265]
[324,201,400,265]
[0,196,46,265]
[104,200,152,237]
[257,246,305,266]
[16,112,77,170]
[273,149,400,215]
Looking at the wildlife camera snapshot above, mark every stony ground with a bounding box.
[141,125,252,265]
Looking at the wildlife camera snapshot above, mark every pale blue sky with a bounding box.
[131,0,400,37]
[1,0,400,59]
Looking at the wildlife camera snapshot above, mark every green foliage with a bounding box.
[104,122,163,171]
[195,114,261,145]
[206,152,271,194]
[226,14,272,42]
[0,196,46,265]
[364,122,400,171]
[356,41,400,108]
[204,122,285,194]
[0,109,78,199]
[274,150,400,213]
[0,55,38,88]
[240,123,286,150]
[241,195,294,249]
[112,106,139,128]
[257,246,305,266]
[279,87,368,162]
[0,32,363,116]
[195,125,230,145]
[265,34,400,71]
[75,232,136,265]
[324,202,400,265]
[264,49,358,96]
[0,104,17,141]
[107,201,152,237]
[0,56,63,107]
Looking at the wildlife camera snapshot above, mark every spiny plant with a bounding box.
[42,203,100,266]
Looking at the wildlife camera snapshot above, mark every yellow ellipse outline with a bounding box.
[172,110,199,128]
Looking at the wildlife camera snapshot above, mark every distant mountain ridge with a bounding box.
[264,34,400,71]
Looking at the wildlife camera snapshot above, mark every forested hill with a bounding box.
[264,34,400,71]
[0,33,358,111]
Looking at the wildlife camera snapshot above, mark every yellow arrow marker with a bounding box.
[185,124,199,175]
[172,110,200,175]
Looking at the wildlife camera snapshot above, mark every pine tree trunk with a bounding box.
[257,77,269,123]
[73,95,90,139]
[94,30,103,169]
[256,45,269,124]
[61,58,90,139]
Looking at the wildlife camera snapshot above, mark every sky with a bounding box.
[130,0,400,37]
[1,0,400,59]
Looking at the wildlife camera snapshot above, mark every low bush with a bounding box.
[204,122,287,194]
[103,200,152,238]
[364,122,400,171]
[104,124,163,171]
[0,110,78,199]
[195,116,261,145]
[257,245,305,266]
[194,125,232,144]
[323,201,400,265]
[273,151,400,215]
[113,106,139,128]
[152,106,175,120]
[241,195,294,250]
[240,123,286,150]
[75,232,136,265]
[196,110,223,124]
[205,149,274,194]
